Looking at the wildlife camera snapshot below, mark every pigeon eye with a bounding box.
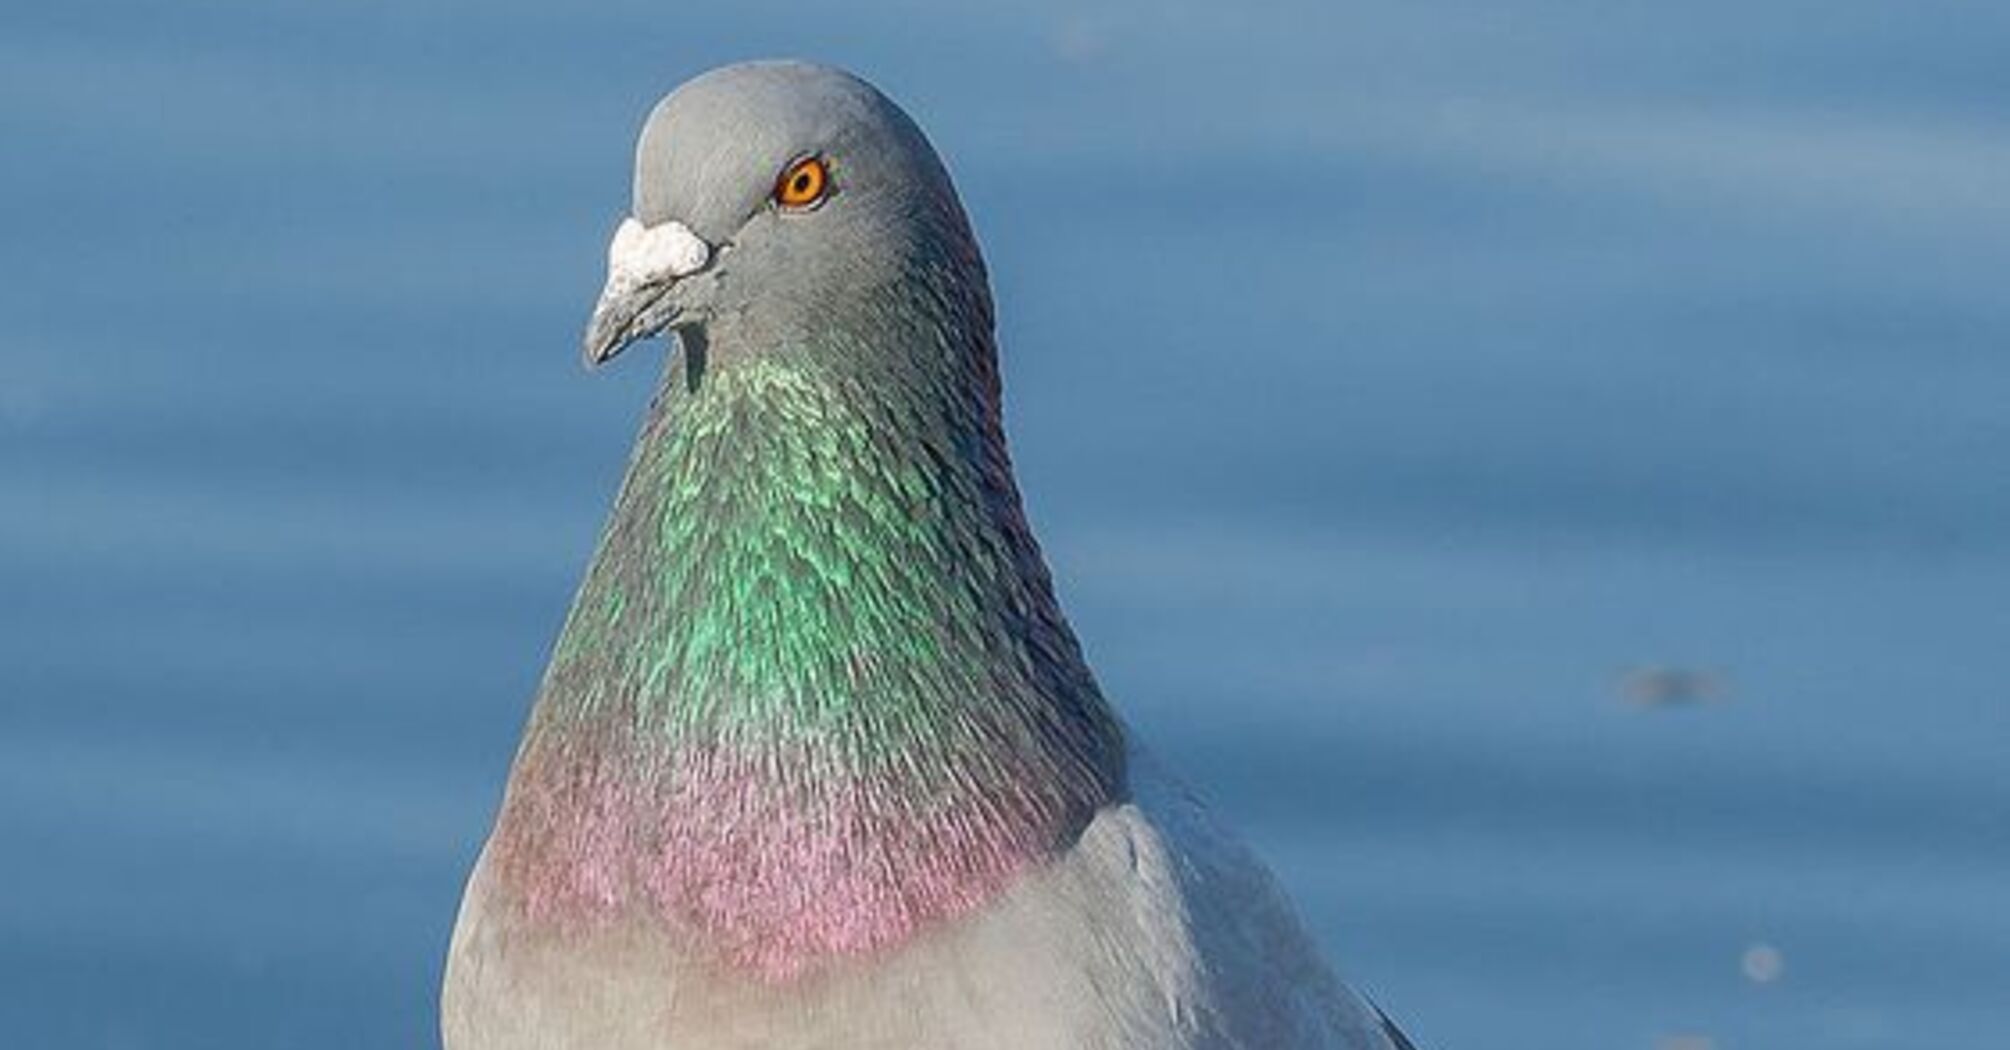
[774,156,830,210]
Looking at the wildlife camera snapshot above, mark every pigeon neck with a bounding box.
[495,291,1126,979]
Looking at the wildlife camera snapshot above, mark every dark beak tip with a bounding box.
[583,278,682,370]
[582,309,636,370]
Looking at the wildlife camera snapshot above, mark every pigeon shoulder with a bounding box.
[1087,744,1400,1049]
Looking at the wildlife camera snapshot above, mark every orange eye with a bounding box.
[774,156,830,209]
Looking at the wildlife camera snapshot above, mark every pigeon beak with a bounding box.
[582,216,713,368]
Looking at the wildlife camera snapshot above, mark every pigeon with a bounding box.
[443,60,1415,1050]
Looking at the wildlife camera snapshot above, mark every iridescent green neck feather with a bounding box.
[494,245,1128,977]
[542,270,1120,781]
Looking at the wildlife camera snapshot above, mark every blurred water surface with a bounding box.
[3,2,2007,1047]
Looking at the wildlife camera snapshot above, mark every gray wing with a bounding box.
[1131,748,1404,1048]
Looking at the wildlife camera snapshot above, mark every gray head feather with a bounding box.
[585,61,987,364]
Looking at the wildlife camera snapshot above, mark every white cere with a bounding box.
[606,216,711,289]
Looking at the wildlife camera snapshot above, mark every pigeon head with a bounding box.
[583,60,984,368]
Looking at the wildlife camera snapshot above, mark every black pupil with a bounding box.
[793,172,812,194]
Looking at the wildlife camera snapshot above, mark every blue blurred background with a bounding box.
[4,2,2006,1047]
